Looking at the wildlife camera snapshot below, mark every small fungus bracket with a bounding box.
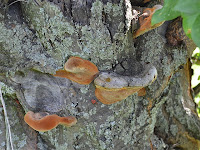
[132,5,164,38]
[24,111,77,132]
[54,56,99,85]
[94,63,157,104]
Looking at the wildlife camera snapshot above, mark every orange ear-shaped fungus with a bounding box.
[133,5,164,38]
[24,111,77,132]
[95,86,142,104]
[54,57,99,85]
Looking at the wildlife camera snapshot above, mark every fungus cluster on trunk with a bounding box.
[53,57,157,104]
[25,48,157,132]
[24,4,163,131]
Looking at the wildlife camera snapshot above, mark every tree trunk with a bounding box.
[0,0,200,149]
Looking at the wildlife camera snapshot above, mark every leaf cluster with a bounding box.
[152,0,200,47]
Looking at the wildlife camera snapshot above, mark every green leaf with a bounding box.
[152,0,180,25]
[152,0,200,48]
[182,13,199,39]
[193,53,200,60]
[174,0,200,14]
[198,75,200,80]
[191,15,200,48]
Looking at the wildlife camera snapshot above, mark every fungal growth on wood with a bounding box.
[24,111,77,132]
[137,87,147,96]
[94,63,157,104]
[54,56,99,84]
[133,5,164,38]
[53,56,157,105]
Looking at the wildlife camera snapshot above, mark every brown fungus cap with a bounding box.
[24,111,77,132]
[133,5,164,38]
[95,86,142,104]
[54,56,99,85]
[94,63,157,104]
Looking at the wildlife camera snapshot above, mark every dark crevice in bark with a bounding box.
[112,0,121,3]
[134,37,143,61]
[55,0,65,11]
[106,24,114,43]
[68,0,74,20]
[122,0,127,33]
[68,0,93,25]
[130,0,148,7]
[154,103,170,144]
[194,83,200,96]
[101,0,121,4]
[5,0,24,25]
[102,8,114,43]
[0,1,7,8]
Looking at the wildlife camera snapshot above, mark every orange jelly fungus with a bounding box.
[24,111,77,132]
[54,57,99,85]
[133,5,163,38]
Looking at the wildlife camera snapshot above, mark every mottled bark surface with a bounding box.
[0,0,200,149]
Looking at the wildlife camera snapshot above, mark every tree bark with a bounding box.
[194,83,200,96]
[0,0,200,149]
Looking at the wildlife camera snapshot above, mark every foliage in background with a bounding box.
[196,93,200,116]
[152,0,200,48]
[192,48,200,116]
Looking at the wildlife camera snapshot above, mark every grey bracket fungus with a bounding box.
[94,63,157,104]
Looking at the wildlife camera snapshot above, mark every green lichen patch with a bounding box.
[21,0,133,71]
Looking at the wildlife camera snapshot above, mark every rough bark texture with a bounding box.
[0,0,200,149]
